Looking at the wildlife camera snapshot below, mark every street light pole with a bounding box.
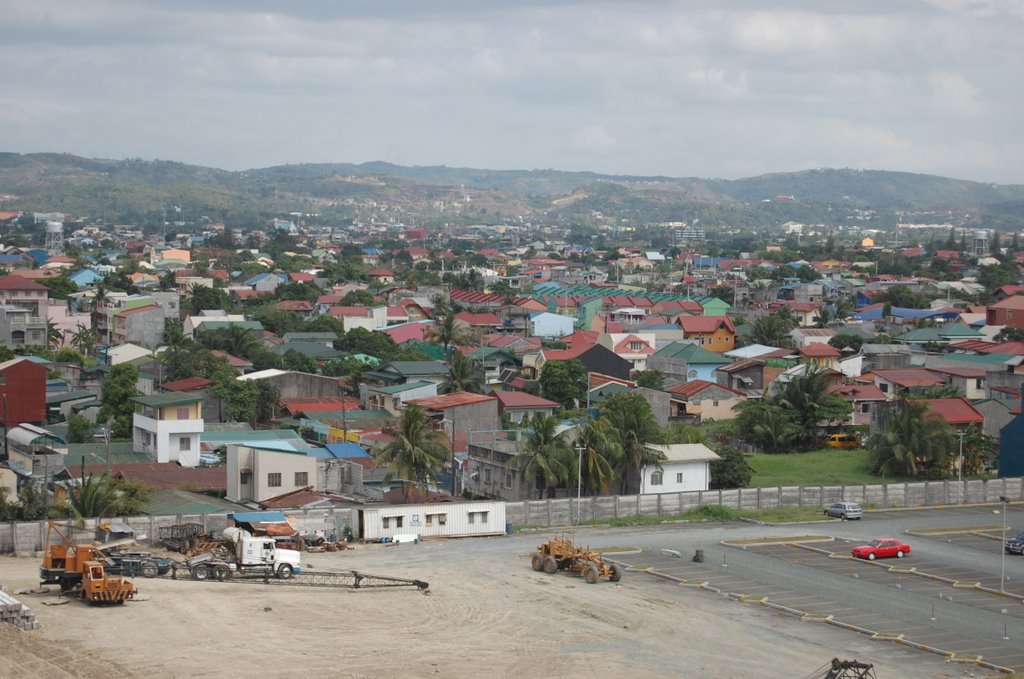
[1000,495,1009,594]
[575,443,584,525]
[957,429,966,503]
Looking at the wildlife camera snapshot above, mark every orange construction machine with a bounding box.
[40,522,136,605]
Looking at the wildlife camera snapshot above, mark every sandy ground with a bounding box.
[0,536,996,679]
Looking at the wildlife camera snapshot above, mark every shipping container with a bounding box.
[355,501,507,541]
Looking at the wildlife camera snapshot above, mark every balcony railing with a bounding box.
[8,317,46,326]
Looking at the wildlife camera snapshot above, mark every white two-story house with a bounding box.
[131,393,204,467]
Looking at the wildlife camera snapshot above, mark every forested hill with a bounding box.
[0,152,1021,227]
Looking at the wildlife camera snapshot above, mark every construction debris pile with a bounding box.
[0,588,40,630]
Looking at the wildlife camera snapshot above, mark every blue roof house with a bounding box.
[69,269,104,289]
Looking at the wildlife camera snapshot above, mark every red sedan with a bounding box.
[851,538,911,560]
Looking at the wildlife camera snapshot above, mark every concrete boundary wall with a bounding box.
[2,477,1022,554]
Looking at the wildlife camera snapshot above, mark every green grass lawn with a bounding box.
[747,448,915,487]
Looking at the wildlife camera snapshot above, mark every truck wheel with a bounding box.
[192,565,210,580]
[531,553,544,571]
[277,564,294,579]
[584,564,599,584]
[610,564,624,582]
[141,562,159,578]
[542,556,558,574]
[215,566,230,581]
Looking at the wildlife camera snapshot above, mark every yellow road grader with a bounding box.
[531,536,623,584]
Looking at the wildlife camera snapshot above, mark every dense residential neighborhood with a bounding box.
[0,209,1022,525]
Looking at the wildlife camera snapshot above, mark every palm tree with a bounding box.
[46,321,63,350]
[868,400,955,477]
[429,314,473,360]
[441,351,485,394]
[70,324,97,357]
[749,404,802,453]
[198,325,260,359]
[573,419,620,496]
[376,404,450,501]
[600,393,665,494]
[774,305,798,331]
[749,315,792,348]
[510,414,571,499]
[775,366,850,448]
[959,423,994,476]
[813,305,834,328]
[68,474,117,520]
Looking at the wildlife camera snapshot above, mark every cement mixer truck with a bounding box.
[181,527,302,581]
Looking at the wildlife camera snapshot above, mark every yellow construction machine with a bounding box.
[40,522,136,605]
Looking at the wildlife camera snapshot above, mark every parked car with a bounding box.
[105,552,173,578]
[824,502,863,520]
[825,434,860,449]
[1005,531,1024,555]
[851,538,911,560]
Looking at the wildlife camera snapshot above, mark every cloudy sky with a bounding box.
[4,1,1023,183]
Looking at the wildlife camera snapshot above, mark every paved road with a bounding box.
[552,503,1024,673]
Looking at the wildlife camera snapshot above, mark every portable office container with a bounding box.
[355,501,506,541]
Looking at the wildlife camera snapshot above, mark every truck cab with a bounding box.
[237,536,301,577]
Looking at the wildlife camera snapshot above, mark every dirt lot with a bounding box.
[0,535,993,679]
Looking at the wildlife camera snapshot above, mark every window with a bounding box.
[176,407,189,420]
[505,472,514,489]
[295,472,308,486]
[179,436,190,451]
[629,341,644,351]
[975,378,983,389]
[425,514,433,527]
[0,374,5,385]
[484,468,492,484]
[676,472,684,484]
[438,514,447,526]
[394,516,403,528]
[712,400,720,407]
[650,471,663,486]
[687,370,697,380]
[240,472,251,485]
[468,512,474,525]
[860,402,870,413]
[879,383,889,393]
[268,473,282,487]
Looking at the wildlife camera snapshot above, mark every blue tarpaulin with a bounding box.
[230,511,288,523]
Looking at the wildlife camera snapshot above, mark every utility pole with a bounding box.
[2,393,8,462]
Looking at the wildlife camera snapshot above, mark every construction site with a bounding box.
[0,515,996,679]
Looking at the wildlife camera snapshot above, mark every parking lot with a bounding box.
[609,502,1024,673]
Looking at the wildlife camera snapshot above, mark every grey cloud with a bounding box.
[1,0,1021,182]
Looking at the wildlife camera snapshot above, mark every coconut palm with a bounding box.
[429,313,473,360]
[67,474,117,520]
[813,305,834,328]
[749,315,792,348]
[868,400,955,477]
[70,324,97,357]
[376,404,451,500]
[600,392,665,494]
[775,366,851,448]
[441,351,485,394]
[509,414,571,499]
[46,321,63,350]
[572,418,620,496]
[198,325,260,359]
[958,423,994,476]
